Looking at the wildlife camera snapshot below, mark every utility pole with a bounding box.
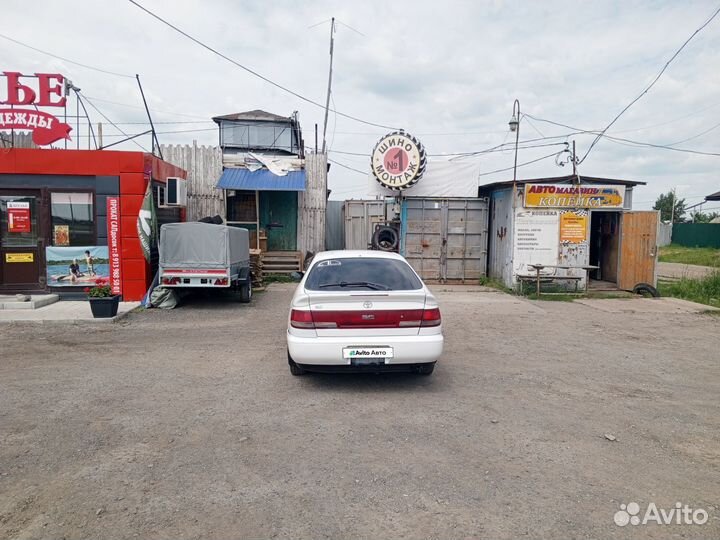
[321,17,335,154]
[98,122,103,148]
[572,140,577,177]
[670,187,676,223]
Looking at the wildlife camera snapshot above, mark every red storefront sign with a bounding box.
[7,201,31,233]
[0,72,72,146]
[106,197,123,296]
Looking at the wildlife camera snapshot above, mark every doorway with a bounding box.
[0,191,44,291]
[589,211,620,286]
[259,191,298,251]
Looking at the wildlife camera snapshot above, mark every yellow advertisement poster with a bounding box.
[524,184,625,208]
[6,253,34,263]
[560,212,588,243]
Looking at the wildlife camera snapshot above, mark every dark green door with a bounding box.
[259,191,297,251]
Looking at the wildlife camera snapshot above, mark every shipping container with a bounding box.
[400,198,489,282]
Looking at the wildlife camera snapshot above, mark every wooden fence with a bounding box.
[298,152,327,255]
[160,142,224,221]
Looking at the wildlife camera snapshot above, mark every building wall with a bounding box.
[0,148,187,300]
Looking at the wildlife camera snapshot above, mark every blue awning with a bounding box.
[216,168,306,191]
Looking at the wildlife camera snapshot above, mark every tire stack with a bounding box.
[250,249,264,288]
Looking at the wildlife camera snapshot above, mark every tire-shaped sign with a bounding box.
[370,130,426,191]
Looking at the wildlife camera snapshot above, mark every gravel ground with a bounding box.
[1,284,719,539]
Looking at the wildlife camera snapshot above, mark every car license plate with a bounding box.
[343,346,393,364]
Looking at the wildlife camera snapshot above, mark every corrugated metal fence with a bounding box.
[160,142,224,221]
[672,223,720,248]
[325,201,345,250]
[657,222,672,247]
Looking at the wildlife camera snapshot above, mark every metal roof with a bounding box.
[216,168,306,191]
[212,110,293,123]
[478,174,646,193]
[705,190,720,201]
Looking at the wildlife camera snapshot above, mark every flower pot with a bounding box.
[88,295,121,318]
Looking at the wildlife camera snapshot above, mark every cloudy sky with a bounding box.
[3,0,719,210]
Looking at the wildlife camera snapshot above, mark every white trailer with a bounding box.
[159,222,252,302]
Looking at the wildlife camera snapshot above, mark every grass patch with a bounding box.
[263,274,298,284]
[525,293,578,301]
[658,271,720,307]
[659,244,720,267]
[477,276,512,292]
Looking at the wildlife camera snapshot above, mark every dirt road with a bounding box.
[1,285,719,539]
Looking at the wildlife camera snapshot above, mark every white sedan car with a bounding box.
[286,250,444,376]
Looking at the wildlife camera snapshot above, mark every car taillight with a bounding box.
[214,278,228,286]
[290,309,315,329]
[421,308,441,327]
[161,277,181,285]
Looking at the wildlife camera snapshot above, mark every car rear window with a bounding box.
[304,257,423,291]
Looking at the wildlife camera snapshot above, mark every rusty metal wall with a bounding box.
[343,200,387,250]
[487,188,514,286]
[401,198,489,282]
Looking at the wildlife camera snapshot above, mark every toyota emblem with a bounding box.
[363,301,373,309]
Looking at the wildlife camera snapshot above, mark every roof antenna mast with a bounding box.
[321,17,335,154]
[136,74,163,159]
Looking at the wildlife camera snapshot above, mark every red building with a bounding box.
[0,148,186,300]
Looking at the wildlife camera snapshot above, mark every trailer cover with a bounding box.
[159,222,249,269]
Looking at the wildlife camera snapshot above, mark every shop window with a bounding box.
[51,192,94,246]
[227,191,257,223]
[0,196,38,247]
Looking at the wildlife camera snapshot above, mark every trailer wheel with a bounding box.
[239,282,252,303]
[633,283,660,298]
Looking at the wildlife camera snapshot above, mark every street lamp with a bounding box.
[509,99,520,185]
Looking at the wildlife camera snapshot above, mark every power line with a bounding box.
[477,150,565,177]
[328,140,569,158]
[667,120,720,146]
[328,158,368,176]
[0,33,135,78]
[82,95,211,120]
[127,0,398,130]
[525,113,720,157]
[80,93,150,152]
[579,5,720,164]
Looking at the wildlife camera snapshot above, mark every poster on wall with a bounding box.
[106,197,122,296]
[513,209,560,277]
[7,201,31,233]
[45,246,109,287]
[559,210,588,243]
[53,225,70,246]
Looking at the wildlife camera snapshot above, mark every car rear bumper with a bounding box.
[286,331,443,366]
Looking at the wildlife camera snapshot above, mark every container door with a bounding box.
[402,198,443,280]
[618,211,659,290]
[0,192,44,291]
[444,199,489,281]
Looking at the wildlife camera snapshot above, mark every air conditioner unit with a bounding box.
[166,177,187,207]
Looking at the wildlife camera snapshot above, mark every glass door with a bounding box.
[0,192,43,290]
